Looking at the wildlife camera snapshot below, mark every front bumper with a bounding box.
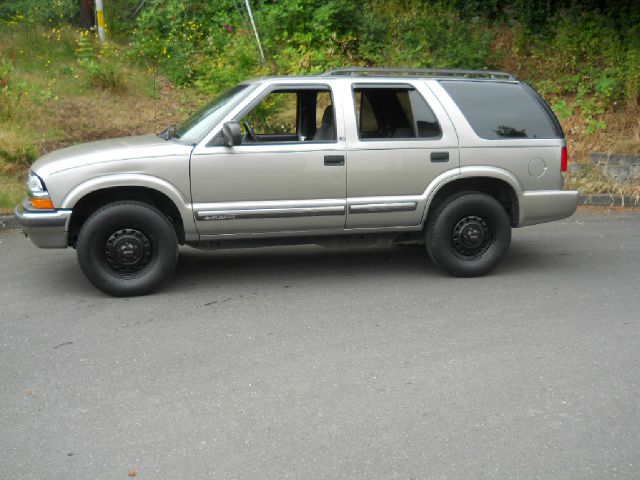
[15,200,72,248]
[518,190,580,227]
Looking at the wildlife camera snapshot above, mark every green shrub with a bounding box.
[516,9,640,135]
[129,0,496,94]
[0,0,78,24]
[551,100,573,120]
[129,0,240,85]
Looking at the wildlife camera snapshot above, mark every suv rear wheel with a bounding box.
[76,201,178,296]
[426,192,511,277]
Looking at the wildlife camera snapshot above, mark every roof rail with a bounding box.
[323,67,516,80]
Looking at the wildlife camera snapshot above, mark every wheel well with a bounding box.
[428,177,519,226]
[67,187,186,246]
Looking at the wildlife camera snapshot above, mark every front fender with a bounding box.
[60,174,197,240]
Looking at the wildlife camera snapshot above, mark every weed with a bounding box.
[551,100,573,121]
[0,173,25,210]
[86,61,126,92]
[0,130,37,169]
[75,31,95,64]
[566,164,640,200]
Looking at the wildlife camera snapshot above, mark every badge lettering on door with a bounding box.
[203,214,236,221]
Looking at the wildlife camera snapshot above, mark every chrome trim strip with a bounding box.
[196,205,345,221]
[346,145,458,152]
[349,201,417,214]
[196,224,423,240]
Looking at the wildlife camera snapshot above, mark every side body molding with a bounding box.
[60,174,198,240]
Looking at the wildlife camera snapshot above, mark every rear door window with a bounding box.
[353,86,442,140]
[440,81,560,140]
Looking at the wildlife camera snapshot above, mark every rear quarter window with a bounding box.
[440,81,561,140]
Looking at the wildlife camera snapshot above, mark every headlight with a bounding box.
[28,172,45,194]
[27,171,54,209]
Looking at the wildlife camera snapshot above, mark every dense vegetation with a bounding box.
[0,0,639,208]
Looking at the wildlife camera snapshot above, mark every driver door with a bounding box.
[190,84,347,237]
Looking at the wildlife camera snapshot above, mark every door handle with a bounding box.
[324,155,345,166]
[431,152,449,163]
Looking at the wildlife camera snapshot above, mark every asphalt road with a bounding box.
[1,211,639,480]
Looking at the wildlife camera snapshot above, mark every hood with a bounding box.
[31,135,194,178]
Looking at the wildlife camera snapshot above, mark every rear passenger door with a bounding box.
[344,81,459,229]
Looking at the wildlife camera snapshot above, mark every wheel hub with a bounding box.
[104,228,152,275]
[452,216,492,257]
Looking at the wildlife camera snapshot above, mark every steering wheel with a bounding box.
[242,120,256,142]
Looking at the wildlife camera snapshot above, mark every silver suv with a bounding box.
[15,68,579,296]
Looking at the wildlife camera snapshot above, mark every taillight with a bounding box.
[561,146,568,173]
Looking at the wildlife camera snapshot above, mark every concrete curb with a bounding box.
[1,215,20,230]
[578,194,640,207]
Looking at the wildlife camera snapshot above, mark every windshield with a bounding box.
[173,83,255,143]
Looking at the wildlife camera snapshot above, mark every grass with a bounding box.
[0,22,206,209]
[0,173,25,213]
[565,164,640,203]
[1,20,639,211]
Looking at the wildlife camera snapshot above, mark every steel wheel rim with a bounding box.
[451,215,493,259]
[102,228,155,278]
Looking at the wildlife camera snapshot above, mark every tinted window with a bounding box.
[440,81,560,140]
[354,87,441,140]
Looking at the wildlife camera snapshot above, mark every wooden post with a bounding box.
[79,0,93,30]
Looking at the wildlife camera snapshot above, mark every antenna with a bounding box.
[153,64,157,134]
[244,0,265,64]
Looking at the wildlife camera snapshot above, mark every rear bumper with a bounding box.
[14,200,72,248]
[518,190,579,227]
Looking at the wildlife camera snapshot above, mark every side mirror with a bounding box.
[222,121,242,147]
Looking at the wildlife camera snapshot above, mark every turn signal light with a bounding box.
[31,197,54,209]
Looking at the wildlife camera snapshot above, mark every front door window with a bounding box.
[238,88,336,144]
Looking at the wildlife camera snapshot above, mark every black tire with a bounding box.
[77,201,178,296]
[425,192,511,277]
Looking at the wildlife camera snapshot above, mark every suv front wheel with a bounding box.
[426,192,511,277]
[76,201,178,296]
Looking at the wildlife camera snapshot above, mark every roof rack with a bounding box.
[323,67,516,80]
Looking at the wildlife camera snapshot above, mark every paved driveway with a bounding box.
[1,211,639,479]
